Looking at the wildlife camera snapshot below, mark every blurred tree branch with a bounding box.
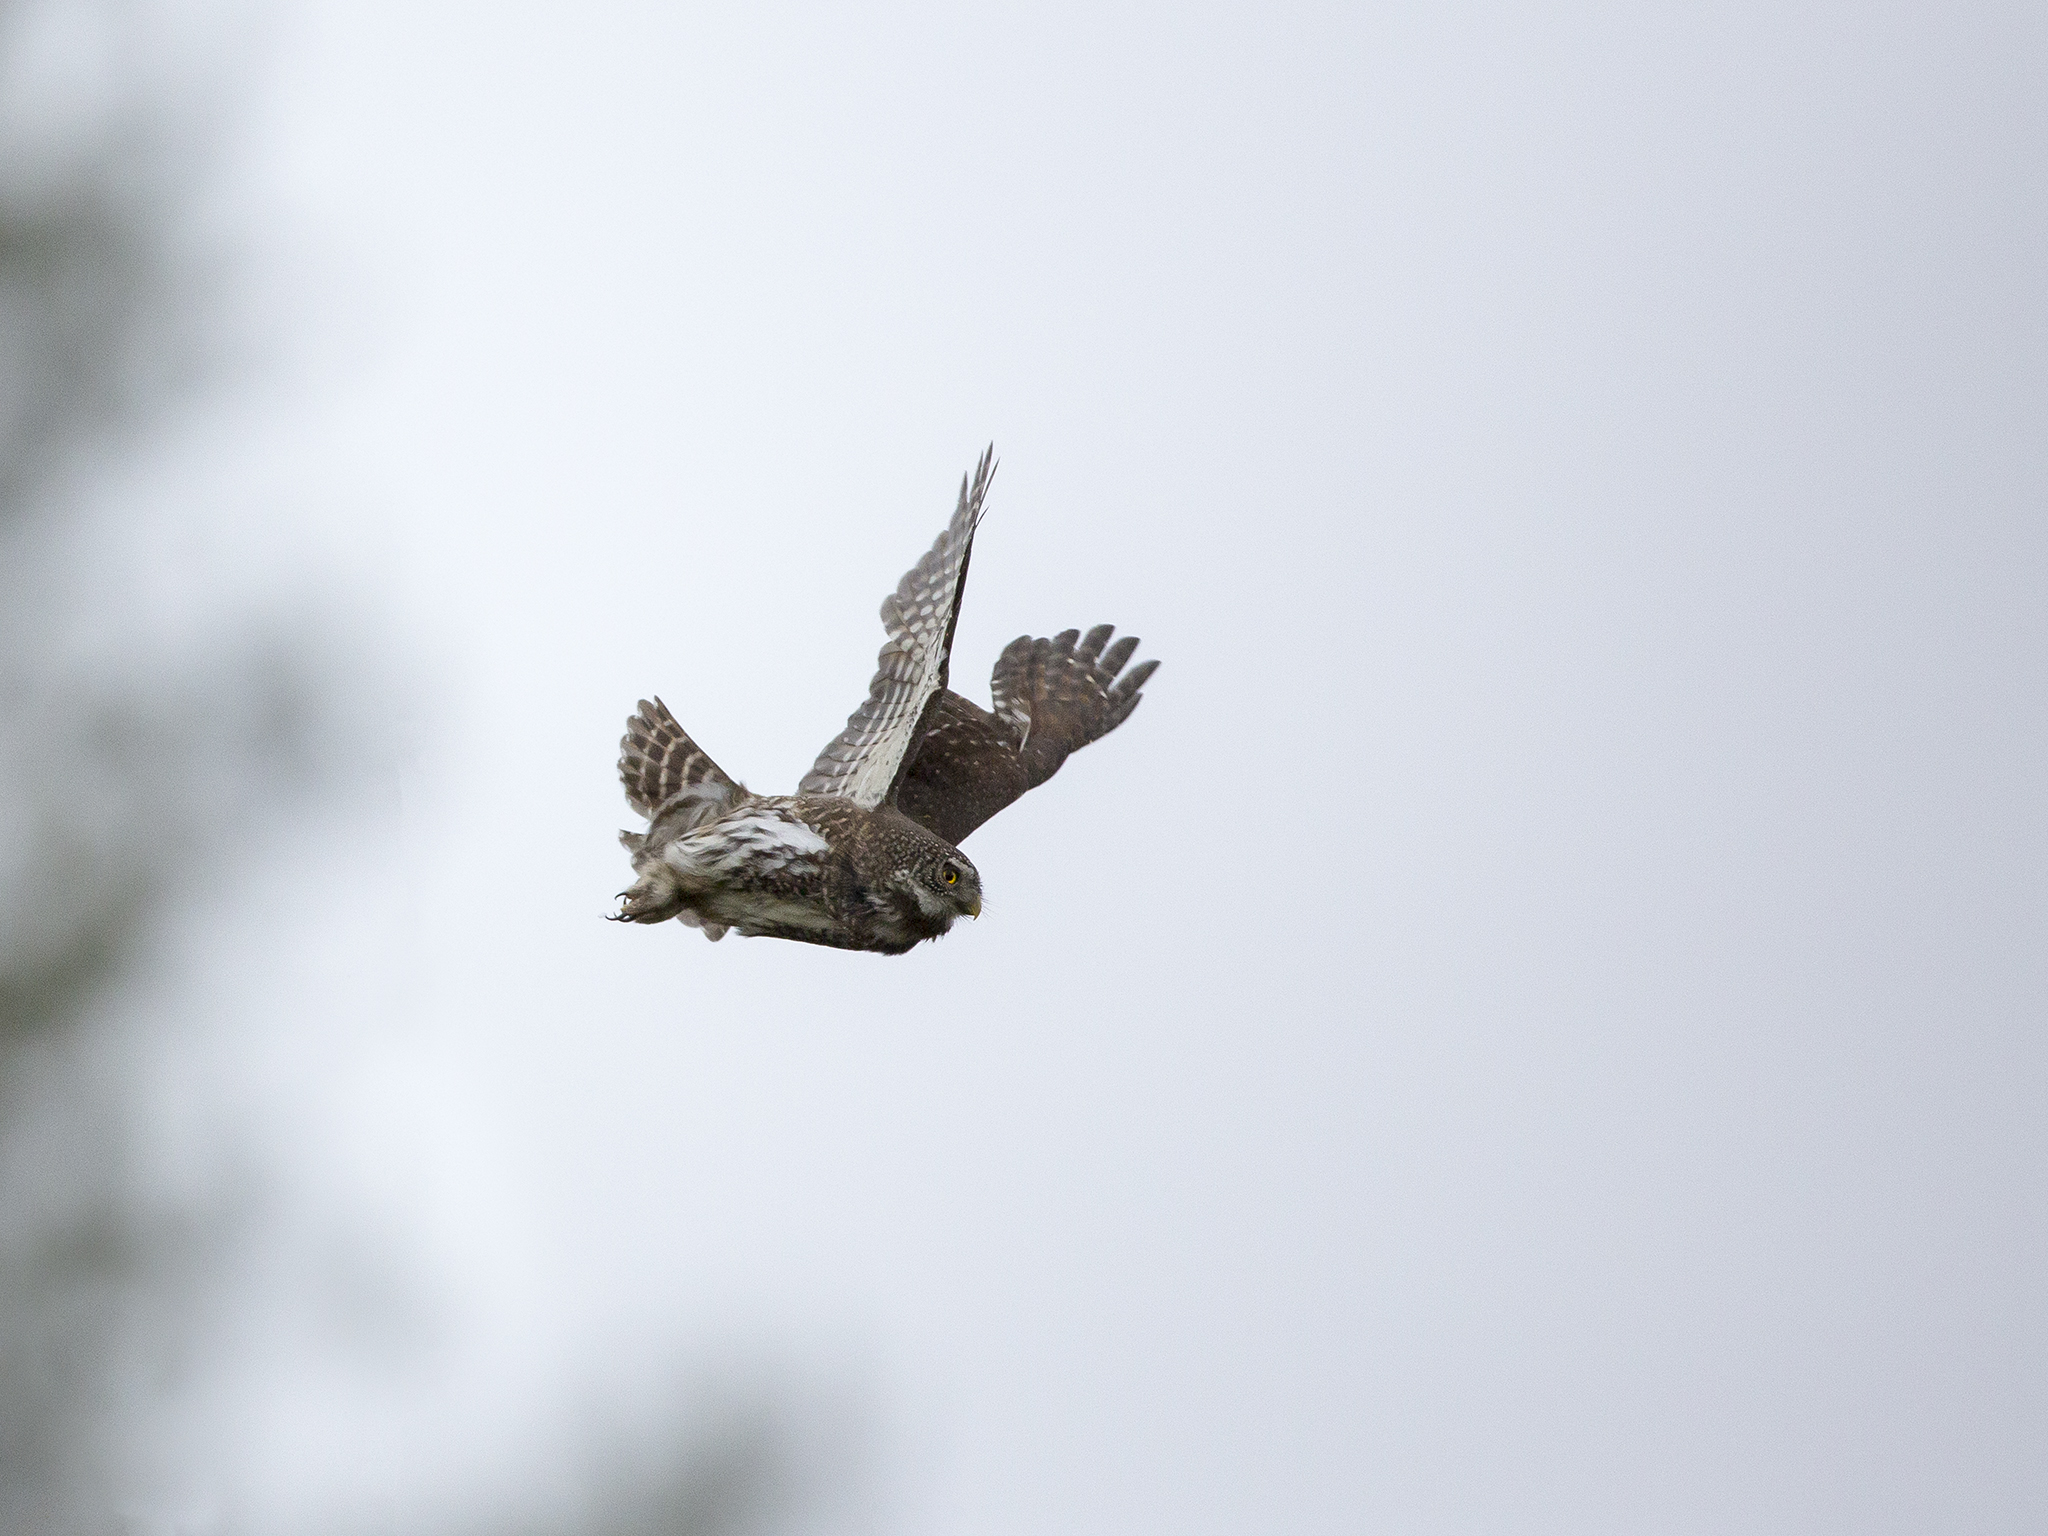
[0,1,222,525]
[0,0,265,1043]
[0,8,836,1535]
[0,2,322,1526]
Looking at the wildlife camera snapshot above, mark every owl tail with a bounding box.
[618,697,743,824]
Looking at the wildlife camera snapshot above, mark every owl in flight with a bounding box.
[612,448,1159,954]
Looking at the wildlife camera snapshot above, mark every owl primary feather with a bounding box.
[611,447,1158,954]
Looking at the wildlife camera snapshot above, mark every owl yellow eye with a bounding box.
[943,868,958,885]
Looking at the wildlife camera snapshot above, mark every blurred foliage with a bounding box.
[0,116,206,519]
[505,1403,808,1536]
[0,6,825,1533]
[0,0,304,1523]
[0,0,251,1043]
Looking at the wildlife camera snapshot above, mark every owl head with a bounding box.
[890,839,982,928]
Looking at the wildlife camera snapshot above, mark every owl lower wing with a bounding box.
[799,446,995,810]
[895,625,1159,846]
[893,693,1032,846]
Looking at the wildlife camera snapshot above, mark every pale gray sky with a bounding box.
[52,0,2048,1530]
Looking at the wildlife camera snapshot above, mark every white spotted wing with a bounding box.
[799,446,995,810]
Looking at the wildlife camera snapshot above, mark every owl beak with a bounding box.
[964,891,982,918]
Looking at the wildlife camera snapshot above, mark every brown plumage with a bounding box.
[895,625,1159,847]
[611,448,1158,954]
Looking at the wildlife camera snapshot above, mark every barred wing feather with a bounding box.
[799,446,995,809]
[895,624,1158,846]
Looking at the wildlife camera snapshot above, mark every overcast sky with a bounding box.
[82,0,2048,1530]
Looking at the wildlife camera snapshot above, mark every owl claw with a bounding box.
[611,883,672,923]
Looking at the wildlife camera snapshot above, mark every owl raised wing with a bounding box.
[798,445,995,809]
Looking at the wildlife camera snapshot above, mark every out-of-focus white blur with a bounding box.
[3,0,2042,1531]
